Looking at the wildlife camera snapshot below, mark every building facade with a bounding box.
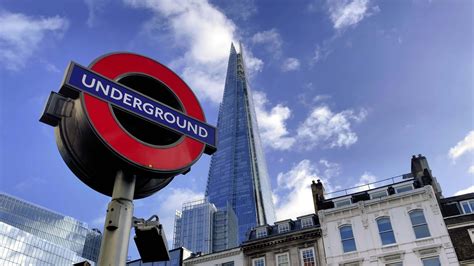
[314,155,459,266]
[206,43,276,243]
[213,203,239,253]
[173,199,238,254]
[242,214,324,266]
[0,193,101,265]
[173,199,216,254]
[440,193,474,265]
[183,247,243,266]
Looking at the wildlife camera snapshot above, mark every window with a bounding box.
[343,263,360,266]
[335,199,352,207]
[300,217,314,228]
[386,263,402,266]
[276,252,289,266]
[421,257,441,266]
[468,228,474,244]
[300,247,316,266]
[278,223,290,233]
[256,228,267,238]
[409,210,430,239]
[222,262,234,266]
[376,217,396,245]
[370,190,388,199]
[252,257,265,266]
[395,185,413,193]
[340,225,357,252]
[460,199,474,214]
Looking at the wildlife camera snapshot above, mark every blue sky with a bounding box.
[0,0,473,260]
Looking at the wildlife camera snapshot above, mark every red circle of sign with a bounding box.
[82,53,205,171]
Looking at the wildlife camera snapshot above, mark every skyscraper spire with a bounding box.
[206,43,276,243]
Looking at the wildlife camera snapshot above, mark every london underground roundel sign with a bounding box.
[40,53,216,199]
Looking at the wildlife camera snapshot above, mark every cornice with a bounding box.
[242,229,321,252]
[184,249,242,264]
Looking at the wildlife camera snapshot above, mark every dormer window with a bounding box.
[395,184,413,193]
[460,199,474,214]
[256,227,267,238]
[334,198,352,208]
[370,190,388,199]
[300,217,314,228]
[278,222,290,233]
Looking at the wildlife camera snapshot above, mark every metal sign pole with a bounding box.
[98,170,136,266]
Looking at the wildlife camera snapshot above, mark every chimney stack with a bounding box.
[311,180,325,213]
[410,154,443,198]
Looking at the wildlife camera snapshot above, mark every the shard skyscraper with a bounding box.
[205,43,276,243]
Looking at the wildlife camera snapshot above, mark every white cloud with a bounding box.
[281,57,300,72]
[352,172,377,192]
[253,91,295,150]
[85,0,110,27]
[274,159,340,220]
[326,0,373,30]
[448,131,474,161]
[123,0,263,104]
[314,94,332,102]
[297,105,367,149]
[251,28,282,56]
[469,166,474,175]
[448,131,474,176]
[0,11,69,71]
[454,185,474,196]
[313,44,332,64]
[217,0,257,21]
[241,44,264,76]
[14,177,46,192]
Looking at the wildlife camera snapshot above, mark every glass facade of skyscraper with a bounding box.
[0,193,101,265]
[212,202,238,252]
[173,199,238,254]
[206,43,276,243]
[173,199,216,254]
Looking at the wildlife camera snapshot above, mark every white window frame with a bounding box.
[421,256,440,266]
[340,224,357,253]
[300,217,314,228]
[460,199,474,214]
[334,198,352,208]
[370,189,388,199]
[394,184,413,193]
[299,247,316,266]
[256,227,267,238]
[468,228,474,244]
[252,257,265,266]
[409,209,431,239]
[376,216,396,246]
[343,263,360,266]
[275,252,290,266]
[386,262,403,266]
[278,222,290,233]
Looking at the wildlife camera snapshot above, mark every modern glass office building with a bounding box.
[206,43,276,243]
[173,199,216,254]
[212,202,238,253]
[0,193,101,265]
[173,199,238,254]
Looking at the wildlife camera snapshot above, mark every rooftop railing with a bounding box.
[324,173,414,199]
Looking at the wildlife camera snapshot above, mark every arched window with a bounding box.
[376,217,396,245]
[409,209,430,239]
[339,225,356,252]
